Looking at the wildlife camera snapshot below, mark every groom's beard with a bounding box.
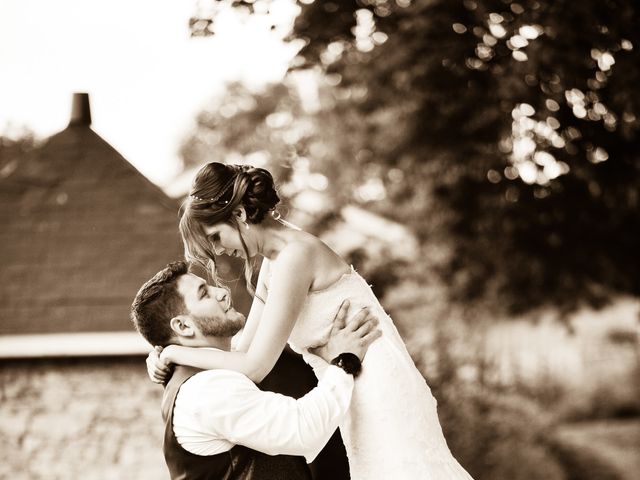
[193,312,243,338]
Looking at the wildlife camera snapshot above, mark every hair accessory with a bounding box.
[190,174,237,203]
[190,195,230,204]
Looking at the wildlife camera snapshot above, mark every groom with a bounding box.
[130,261,380,480]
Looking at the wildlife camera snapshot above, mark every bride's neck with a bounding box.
[255,218,302,260]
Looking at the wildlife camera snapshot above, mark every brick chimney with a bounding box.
[68,92,92,127]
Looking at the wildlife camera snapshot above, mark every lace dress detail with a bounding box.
[288,267,474,480]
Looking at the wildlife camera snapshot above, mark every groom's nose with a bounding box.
[213,288,228,303]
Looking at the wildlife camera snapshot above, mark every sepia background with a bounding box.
[1,0,639,479]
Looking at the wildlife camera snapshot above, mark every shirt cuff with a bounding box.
[320,364,354,388]
[302,350,331,378]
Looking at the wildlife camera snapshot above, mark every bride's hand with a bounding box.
[146,346,173,384]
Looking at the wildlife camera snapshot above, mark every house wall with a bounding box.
[1,358,167,480]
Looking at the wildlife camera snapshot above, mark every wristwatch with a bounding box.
[331,353,362,377]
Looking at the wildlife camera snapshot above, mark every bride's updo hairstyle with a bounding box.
[179,162,280,294]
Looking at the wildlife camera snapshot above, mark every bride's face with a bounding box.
[203,222,250,259]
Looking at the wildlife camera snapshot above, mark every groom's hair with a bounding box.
[131,261,189,346]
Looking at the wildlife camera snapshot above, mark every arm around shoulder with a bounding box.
[163,244,316,383]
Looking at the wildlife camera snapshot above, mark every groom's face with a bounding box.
[176,273,245,337]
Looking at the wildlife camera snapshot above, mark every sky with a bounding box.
[0,0,300,187]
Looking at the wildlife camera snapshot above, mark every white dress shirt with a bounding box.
[172,365,354,463]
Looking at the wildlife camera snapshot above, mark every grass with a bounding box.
[549,420,640,480]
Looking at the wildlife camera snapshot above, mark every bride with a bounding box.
[148,162,474,479]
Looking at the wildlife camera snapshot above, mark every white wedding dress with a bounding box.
[287,267,474,480]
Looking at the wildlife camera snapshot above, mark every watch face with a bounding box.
[333,353,362,377]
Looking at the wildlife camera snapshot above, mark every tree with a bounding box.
[0,131,37,177]
[188,0,640,313]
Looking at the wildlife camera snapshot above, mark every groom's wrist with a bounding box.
[331,353,362,377]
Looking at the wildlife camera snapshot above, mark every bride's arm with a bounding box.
[163,244,314,383]
[233,258,270,353]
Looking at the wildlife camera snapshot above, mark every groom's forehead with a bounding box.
[177,273,206,295]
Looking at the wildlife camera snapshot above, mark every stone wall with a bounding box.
[1,358,168,479]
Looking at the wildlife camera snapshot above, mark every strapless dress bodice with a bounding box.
[282,267,475,480]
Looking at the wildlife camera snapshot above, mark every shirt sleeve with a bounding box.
[300,349,331,379]
[182,366,354,463]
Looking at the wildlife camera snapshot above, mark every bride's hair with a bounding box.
[179,162,280,294]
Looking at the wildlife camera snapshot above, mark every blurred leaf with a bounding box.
[190,0,640,313]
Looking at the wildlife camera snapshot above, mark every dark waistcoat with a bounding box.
[162,365,312,480]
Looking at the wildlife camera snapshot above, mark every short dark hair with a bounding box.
[131,261,189,346]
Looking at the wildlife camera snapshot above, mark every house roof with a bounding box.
[0,97,184,334]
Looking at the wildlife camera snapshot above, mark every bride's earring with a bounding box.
[270,209,302,231]
[242,220,250,230]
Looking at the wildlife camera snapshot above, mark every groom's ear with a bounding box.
[169,315,196,338]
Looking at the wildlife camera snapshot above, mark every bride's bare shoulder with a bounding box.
[275,233,321,263]
[271,232,341,268]
[289,231,350,278]
[285,231,338,258]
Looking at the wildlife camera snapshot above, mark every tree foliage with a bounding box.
[180,82,302,188]
[189,0,640,313]
[0,131,38,177]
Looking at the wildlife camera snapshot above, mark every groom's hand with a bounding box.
[310,300,381,364]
